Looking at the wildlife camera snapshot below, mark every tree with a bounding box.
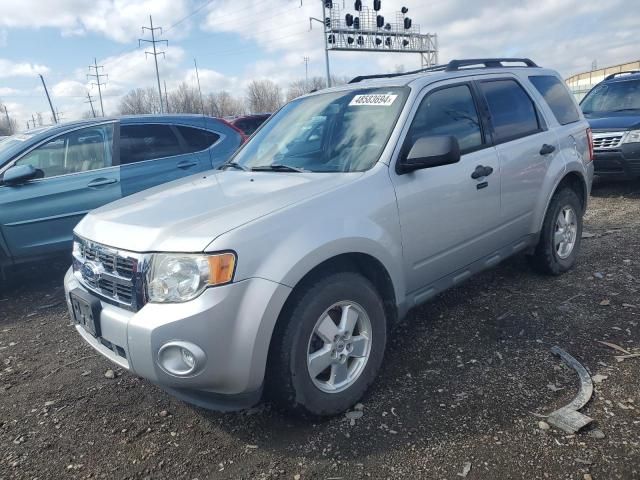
[205,91,245,118]
[246,79,283,114]
[168,82,201,114]
[0,100,17,135]
[118,87,161,115]
[286,76,327,102]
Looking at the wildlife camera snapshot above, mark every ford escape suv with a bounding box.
[64,58,593,416]
[580,71,640,178]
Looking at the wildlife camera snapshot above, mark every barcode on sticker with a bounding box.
[349,94,398,106]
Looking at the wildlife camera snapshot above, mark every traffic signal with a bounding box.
[376,15,384,28]
[353,16,360,29]
[373,0,382,11]
[345,13,354,26]
[401,6,408,13]
[404,17,412,29]
[354,0,362,11]
[325,0,332,8]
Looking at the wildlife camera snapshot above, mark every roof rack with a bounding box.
[349,57,539,84]
[604,70,640,81]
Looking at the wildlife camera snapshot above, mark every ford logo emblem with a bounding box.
[81,261,104,283]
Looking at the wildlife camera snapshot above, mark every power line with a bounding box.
[140,15,168,114]
[87,58,108,116]
[165,0,216,33]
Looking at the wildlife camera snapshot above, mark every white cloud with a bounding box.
[0,58,50,78]
[0,0,191,43]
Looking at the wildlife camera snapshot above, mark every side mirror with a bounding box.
[397,135,461,174]
[2,164,40,185]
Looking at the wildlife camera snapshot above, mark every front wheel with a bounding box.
[267,271,387,416]
[528,188,583,275]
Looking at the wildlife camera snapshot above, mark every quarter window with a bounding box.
[529,75,580,125]
[175,126,219,153]
[407,84,483,152]
[119,124,183,164]
[15,124,114,178]
[480,79,541,143]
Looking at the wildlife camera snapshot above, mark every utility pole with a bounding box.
[3,105,11,133]
[87,58,107,116]
[303,56,309,90]
[55,108,64,122]
[194,58,205,115]
[140,15,168,114]
[85,92,96,118]
[31,114,37,128]
[309,1,331,88]
[39,74,58,124]
[164,80,170,114]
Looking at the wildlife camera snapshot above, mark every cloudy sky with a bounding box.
[0,0,637,128]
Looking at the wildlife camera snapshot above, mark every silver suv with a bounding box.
[64,58,594,416]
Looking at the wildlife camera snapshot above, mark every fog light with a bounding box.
[157,341,206,377]
[181,348,195,369]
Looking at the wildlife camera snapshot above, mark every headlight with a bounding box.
[147,252,236,303]
[623,130,640,144]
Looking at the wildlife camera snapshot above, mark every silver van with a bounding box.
[64,58,594,416]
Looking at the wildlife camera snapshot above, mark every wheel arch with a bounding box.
[536,168,589,235]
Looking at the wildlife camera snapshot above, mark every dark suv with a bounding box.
[580,71,640,178]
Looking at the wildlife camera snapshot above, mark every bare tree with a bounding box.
[36,112,44,127]
[119,87,161,115]
[168,82,201,114]
[286,76,327,102]
[246,79,283,114]
[205,91,245,118]
[0,100,17,135]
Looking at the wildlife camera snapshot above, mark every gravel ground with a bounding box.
[1,178,639,480]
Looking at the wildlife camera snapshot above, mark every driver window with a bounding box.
[15,124,114,179]
[408,84,483,153]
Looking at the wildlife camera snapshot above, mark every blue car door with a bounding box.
[118,123,214,197]
[0,122,120,260]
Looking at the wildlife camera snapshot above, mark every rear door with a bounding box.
[477,77,559,240]
[0,122,119,260]
[118,123,217,197]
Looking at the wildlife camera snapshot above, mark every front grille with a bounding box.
[73,237,147,311]
[592,132,624,150]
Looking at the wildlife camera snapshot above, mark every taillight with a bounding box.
[586,128,594,162]
[220,119,248,144]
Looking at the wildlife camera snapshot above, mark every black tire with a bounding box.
[267,271,387,416]
[529,187,583,275]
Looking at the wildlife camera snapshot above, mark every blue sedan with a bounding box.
[0,115,244,276]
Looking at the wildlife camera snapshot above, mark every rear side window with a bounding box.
[529,75,580,125]
[175,126,219,153]
[407,84,483,153]
[119,124,183,165]
[480,79,540,143]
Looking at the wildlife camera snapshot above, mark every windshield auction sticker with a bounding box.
[349,94,398,106]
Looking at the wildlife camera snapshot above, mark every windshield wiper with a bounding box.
[610,108,640,112]
[251,164,305,172]
[218,161,248,171]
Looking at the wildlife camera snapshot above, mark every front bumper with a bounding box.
[64,267,291,410]
[593,143,640,178]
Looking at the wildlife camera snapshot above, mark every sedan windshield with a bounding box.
[228,87,409,172]
[581,79,640,113]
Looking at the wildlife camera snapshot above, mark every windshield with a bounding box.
[581,79,640,113]
[229,87,409,172]
[0,130,44,168]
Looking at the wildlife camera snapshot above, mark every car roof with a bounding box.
[307,60,560,96]
[602,71,640,83]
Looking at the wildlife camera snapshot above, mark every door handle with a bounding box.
[539,144,556,155]
[471,165,494,180]
[87,178,118,188]
[177,160,198,169]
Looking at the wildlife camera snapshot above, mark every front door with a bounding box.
[391,81,502,295]
[0,122,120,260]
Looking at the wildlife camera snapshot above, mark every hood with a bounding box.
[75,170,359,252]
[584,111,640,131]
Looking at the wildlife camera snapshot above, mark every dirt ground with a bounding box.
[1,178,639,480]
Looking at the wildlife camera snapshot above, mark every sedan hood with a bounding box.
[584,111,640,131]
[75,170,359,252]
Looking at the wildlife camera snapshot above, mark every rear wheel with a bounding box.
[529,187,583,275]
[267,271,387,416]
